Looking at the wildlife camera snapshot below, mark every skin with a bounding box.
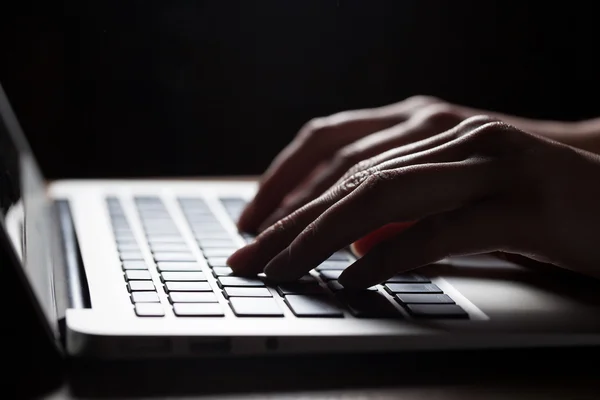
[236,96,600,234]
[227,114,600,288]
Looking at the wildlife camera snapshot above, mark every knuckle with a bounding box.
[301,220,320,241]
[267,213,297,236]
[406,94,441,107]
[298,117,328,142]
[337,158,376,185]
[335,147,362,169]
[418,103,464,129]
[361,170,395,192]
[461,114,503,129]
[337,166,379,194]
[465,119,516,145]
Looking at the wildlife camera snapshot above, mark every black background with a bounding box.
[1,1,599,179]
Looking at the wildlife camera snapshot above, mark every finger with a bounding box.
[237,110,407,233]
[228,169,376,275]
[338,199,509,288]
[350,221,416,257]
[228,135,472,275]
[262,158,504,281]
[257,112,479,230]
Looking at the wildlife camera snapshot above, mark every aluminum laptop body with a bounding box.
[2,82,600,359]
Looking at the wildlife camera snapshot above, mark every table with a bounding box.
[45,347,599,399]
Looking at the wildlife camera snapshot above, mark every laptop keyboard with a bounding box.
[106,196,468,320]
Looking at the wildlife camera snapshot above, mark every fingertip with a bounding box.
[338,251,384,289]
[236,202,258,232]
[263,250,299,282]
[337,269,363,289]
[227,243,259,273]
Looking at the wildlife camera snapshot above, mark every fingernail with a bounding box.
[227,243,259,272]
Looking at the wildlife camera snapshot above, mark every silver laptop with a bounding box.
[2,83,600,360]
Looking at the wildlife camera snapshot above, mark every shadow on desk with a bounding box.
[55,347,599,399]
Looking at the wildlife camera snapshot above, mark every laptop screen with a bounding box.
[0,83,59,337]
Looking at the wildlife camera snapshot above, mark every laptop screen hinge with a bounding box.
[53,199,91,310]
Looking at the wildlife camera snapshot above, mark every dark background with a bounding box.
[1,0,598,179]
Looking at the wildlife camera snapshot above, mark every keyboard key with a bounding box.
[197,239,237,248]
[284,295,344,317]
[297,275,317,284]
[173,303,224,317]
[114,234,136,243]
[206,257,229,267]
[113,226,134,234]
[194,232,232,240]
[218,276,265,287]
[384,283,443,294]
[336,291,401,318]
[386,273,430,283]
[148,236,187,244]
[316,261,352,270]
[117,243,141,252]
[122,261,148,270]
[164,281,212,292]
[128,281,155,291]
[134,303,164,317]
[125,270,152,280]
[220,197,247,207]
[131,291,160,303]
[202,248,238,258]
[262,274,316,285]
[156,262,202,272]
[326,281,344,292]
[277,283,326,296]
[143,222,178,231]
[405,304,468,319]
[326,252,352,261]
[144,227,179,235]
[120,251,145,261]
[153,252,196,262]
[150,243,190,252]
[187,219,221,228]
[396,293,455,304]
[327,281,377,292]
[240,233,255,244]
[190,222,225,231]
[178,197,208,206]
[319,270,343,280]
[161,271,206,281]
[212,266,234,276]
[110,219,128,227]
[229,297,283,317]
[168,292,218,303]
[116,238,138,245]
[223,287,272,298]
[184,210,215,218]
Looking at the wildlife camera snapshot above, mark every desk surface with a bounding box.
[44,347,599,399]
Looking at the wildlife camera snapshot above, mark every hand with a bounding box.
[237,95,468,233]
[228,116,600,288]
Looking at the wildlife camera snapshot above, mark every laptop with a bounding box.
[2,82,600,361]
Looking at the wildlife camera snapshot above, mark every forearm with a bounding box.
[456,106,600,155]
